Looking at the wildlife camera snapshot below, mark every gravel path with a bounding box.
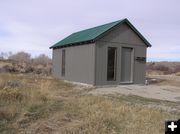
[90,85,180,102]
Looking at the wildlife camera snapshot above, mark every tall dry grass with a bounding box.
[0,73,179,134]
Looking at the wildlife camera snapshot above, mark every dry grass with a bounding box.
[146,74,180,88]
[0,73,179,134]
[176,72,180,76]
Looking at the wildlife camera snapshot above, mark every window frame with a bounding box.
[107,47,117,81]
[61,49,66,77]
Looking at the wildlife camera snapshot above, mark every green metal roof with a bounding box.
[50,19,151,49]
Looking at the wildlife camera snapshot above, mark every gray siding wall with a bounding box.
[100,23,146,45]
[95,23,147,85]
[52,43,95,85]
[52,49,62,78]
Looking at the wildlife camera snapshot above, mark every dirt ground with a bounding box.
[89,75,180,102]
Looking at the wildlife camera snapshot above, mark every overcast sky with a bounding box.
[0,0,180,61]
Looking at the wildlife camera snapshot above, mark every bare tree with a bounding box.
[8,51,31,63]
[8,51,12,58]
[33,54,51,66]
[0,51,13,59]
[0,52,4,59]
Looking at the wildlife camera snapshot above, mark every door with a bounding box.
[120,47,133,83]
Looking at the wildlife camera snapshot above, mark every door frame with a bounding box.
[120,47,134,84]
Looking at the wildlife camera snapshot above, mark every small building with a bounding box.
[50,18,151,86]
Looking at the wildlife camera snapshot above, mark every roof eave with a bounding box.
[50,40,95,49]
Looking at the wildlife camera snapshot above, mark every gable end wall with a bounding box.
[95,23,147,85]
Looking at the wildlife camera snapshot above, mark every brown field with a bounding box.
[0,60,180,134]
[0,73,179,134]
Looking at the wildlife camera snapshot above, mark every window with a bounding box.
[61,49,65,76]
[107,47,117,81]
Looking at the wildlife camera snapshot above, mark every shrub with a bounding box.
[154,64,169,72]
[1,51,52,75]
[175,65,180,72]
[146,62,180,75]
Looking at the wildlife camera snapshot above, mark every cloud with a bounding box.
[0,0,180,60]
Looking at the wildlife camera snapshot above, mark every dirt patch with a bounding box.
[90,85,180,102]
[147,75,180,87]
